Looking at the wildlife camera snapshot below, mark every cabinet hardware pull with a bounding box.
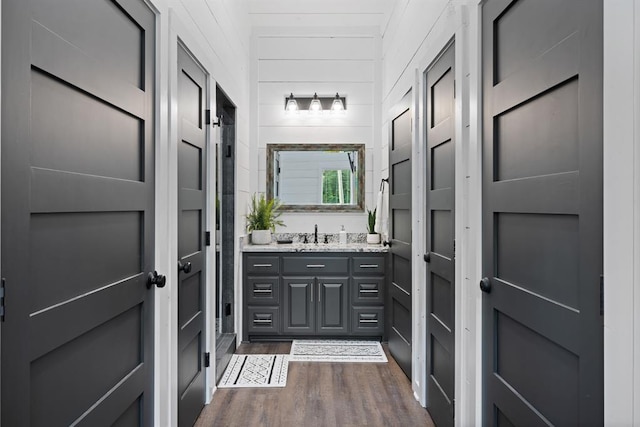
[253,264,272,267]
[359,264,379,268]
[311,283,314,302]
[319,285,321,302]
[359,290,379,294]
[359,319,378,323]
[253,289,272,293]
[253,319,272,324]
[306,264,325,268]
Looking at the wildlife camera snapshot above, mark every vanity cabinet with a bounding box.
[282,256,349,335]
[243,252,385,341]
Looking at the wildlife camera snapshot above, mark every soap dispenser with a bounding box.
[339,225,347,245]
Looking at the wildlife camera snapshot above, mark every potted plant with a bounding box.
[366,208,380,244]
[246,193,285,245]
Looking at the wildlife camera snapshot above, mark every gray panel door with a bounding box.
[1,0,156,425]
[283,278,315,334]
[425,42,455,427]
[316,277,349,335]
[388,92,413,378]
[482,0,603,425]
[177,45,207,427]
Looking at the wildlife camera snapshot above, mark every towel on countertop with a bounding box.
[374,180,388,236]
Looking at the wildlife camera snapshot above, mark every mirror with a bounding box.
[267,143,365,212]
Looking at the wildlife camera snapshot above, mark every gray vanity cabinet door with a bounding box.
[316,277,349,335]
[283,277,315,334]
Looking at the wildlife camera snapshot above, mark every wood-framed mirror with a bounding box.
[266,143,365,212]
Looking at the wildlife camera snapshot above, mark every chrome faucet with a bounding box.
[314,224,318,244]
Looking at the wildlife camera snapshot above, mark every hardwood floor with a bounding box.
[195,342,435,427]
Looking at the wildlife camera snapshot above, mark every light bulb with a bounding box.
[285,93,298,114]
[330,92,345,114]
[308,93,322,114]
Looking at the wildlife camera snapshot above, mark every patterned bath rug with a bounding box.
[218,354,289,388]
[289,340,388,363]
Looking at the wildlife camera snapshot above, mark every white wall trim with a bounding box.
[149,2,173,426]
[603,0,639,425]
[252,25,381,37]
[467,4,484,426]
[635,2,640,422]
[411,66,424,404]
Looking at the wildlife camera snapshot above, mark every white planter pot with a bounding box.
[366,233,380,244]
[251,230,272,245]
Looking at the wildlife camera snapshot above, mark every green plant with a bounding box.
[367,208,377,234]
[246,193,285,232]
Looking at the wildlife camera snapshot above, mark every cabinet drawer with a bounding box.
[282,256,348,274]
[247,307,280,334]
[246,255,280,275]
[246,277,280,305]
[351,307,384,335]
[351,256,385,274]
[351,277,385,305]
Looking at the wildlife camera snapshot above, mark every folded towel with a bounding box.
[374,190,383,234]
[374,180,387,235]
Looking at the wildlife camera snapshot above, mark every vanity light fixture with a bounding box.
[283,93,347,114]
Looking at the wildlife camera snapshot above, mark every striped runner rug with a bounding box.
[218,354,289,388]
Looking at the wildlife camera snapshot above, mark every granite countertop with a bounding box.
[241,241,389,253]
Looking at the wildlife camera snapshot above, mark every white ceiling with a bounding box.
[248,0,396,29]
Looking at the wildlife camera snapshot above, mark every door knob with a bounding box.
[147,271,166,289]
[178,261,192,274]
[383,240,392,247]
[479,277,491,293]
[424,252,431,263]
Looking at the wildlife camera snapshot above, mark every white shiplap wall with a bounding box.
[251,27,381,234]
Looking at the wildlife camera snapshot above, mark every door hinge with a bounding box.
[452,399,455,419]
[226,145,232,158]
[0,278,5,322]
[453,239,456,259]
[204,352,211,368]
[207,110,222,127]
[600,275,604,316]
[453,80,456,98]
[205,231,211,246]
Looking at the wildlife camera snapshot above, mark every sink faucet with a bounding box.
[314,224,318,244]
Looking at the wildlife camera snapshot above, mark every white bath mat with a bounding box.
[289,340,388,363]
[218,354,289,388]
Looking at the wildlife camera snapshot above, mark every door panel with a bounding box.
[316,277,349,334]
[388,92,413,378]
[1,0,155,425]
[482,0,603,425]
[425,42,455,427]
[283,278,315,334]
[177,44,207,427]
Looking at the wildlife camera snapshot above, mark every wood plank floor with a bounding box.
[195,342,435,427]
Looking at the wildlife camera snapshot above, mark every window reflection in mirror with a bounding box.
[267,144,365,212]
